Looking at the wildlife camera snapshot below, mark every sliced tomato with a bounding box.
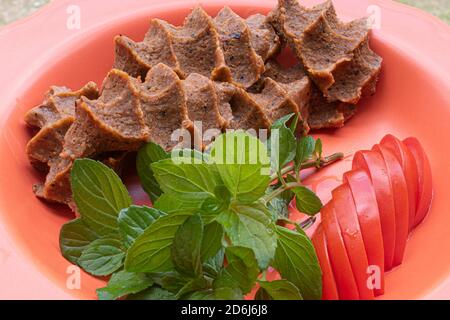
[332,184,374,299]
[403,137,433,228]
[321,201,360,299]
[381,134,419,231]
[373,144,409,267]
[343,169,385,296]
[312,225,339,300]
[352,150,396,271]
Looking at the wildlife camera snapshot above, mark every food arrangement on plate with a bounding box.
[22,0,435,300]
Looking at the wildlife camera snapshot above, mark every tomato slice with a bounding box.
[332,184,374,299]
[381,134,419,231]
[352,150,396,271]
[312,225,339,300]
[403,137,433,228]
[321,201,360,299]
[343,169,385,296]
[373,144,409,267]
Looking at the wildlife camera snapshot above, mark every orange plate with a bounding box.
[0,0,449,299]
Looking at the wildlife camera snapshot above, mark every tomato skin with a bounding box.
[352,150,396,271]
[321,201,360,300]
[343,169,385,296]
[332,184,374,299]
[403,137,433,228]
[381,134,419,232]
[373,144,409,267]
[312,225,339,300]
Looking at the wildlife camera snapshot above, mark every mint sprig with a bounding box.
[59,113,344,300]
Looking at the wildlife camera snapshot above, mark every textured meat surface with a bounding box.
[269,0,382,104]
[114,20,180,80]
[139,64,194,151]
[246,14,281,62]
[25,83,99,171]
[162,6,231,81]
[183,74,226,146]
[214,7,264,88]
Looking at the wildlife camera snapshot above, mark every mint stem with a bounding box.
[270,152,344,181]
[264,182,302,204]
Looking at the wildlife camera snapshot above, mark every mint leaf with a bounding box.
[124,213,191,273]
[126,286,176,300]
[201,222,224,262]
[96,270,153,300]
[71,159,132,236]
[176,277,208,299]
[270,114,297,171]
[59,218,100,264]
[221,246,259,294]
[256,280,303,300]
[293,186,323,216]
[210,131,270,204]
[266,176,296,220]
[154,194,206,214]
[186,290,216,300]
[272,226,322,300]
[152,271,188,293]
[152,158,222,202]
[295,136,315,169]
[136,142,170,202]
[213,271,244,300]
[155,194,217,224]
[78,238,125,276]
[203,248,225,278]
[171,214,203,277]
[217,202,277,269]
[118,205,165,248]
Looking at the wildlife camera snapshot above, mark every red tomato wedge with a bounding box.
[373,144,409,267]
[321,201,360,300]
[352,150,396,271]
[332,184,374,299]
[381,134,419,231]
[403,137,433,228]
[343,169,385,296]
[312,225,339,300]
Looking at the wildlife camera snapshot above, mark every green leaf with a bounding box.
[201,222,224,262]
[213,271,244,300]
[126,286,176,300]
[171,214,203,277]
[78,238,125,276]
[152,271,188,294]
[71,159,132,236]
[96,270,153,300]
[256,280,303,300]
[272,226,322,300]
[217,202,277,269]
[203,248,225,278]
[118,205,166,248]
[176,277,208,299]
[270,114,297,171]
[152,158,222,202]
[136,142,170,202]
[295,136,315,169]
[124,213,191,273]
[314,138,323,159]
[186,290,216,300]
[222,246,260,294]
[154,194,205,215]
[293,186,323,216]
[59,218,100,264]
[210,131,271,203]
[266,176,296,220]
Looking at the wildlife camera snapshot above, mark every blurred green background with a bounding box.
[0,0,449,26]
